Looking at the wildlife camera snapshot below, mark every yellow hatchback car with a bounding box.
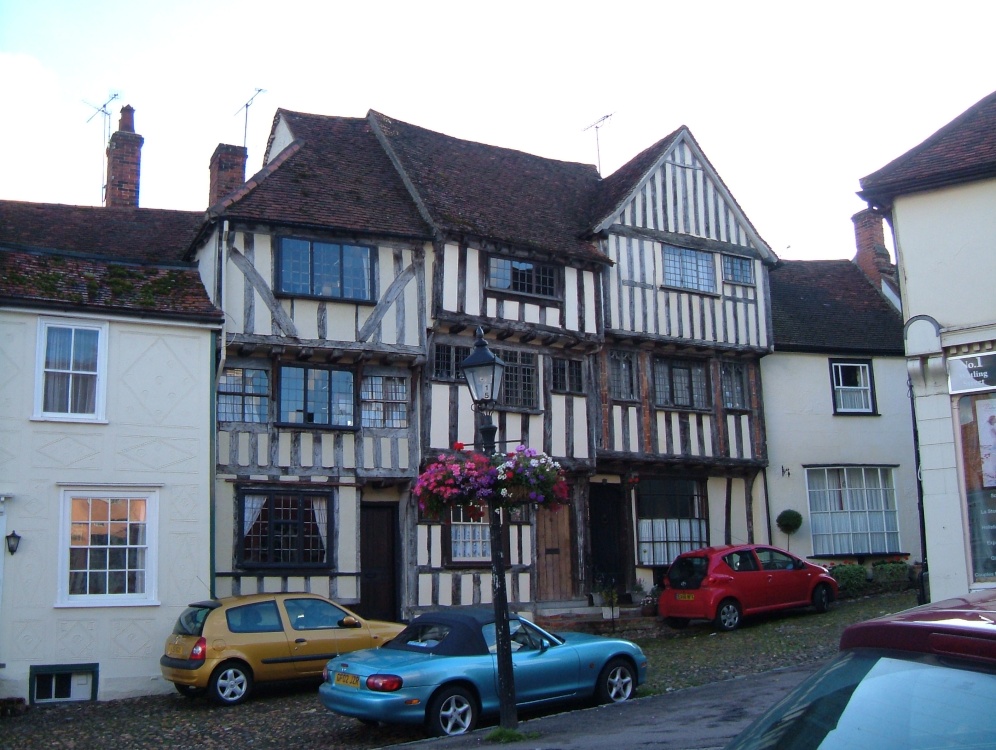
[160,593,404,705]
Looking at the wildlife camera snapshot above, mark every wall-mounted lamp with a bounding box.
[781,466,791,478]
[6,530,21,555]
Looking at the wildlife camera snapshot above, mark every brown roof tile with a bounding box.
[216,111,433,240]
[368,111,606,262]
[769,260,903,354]
[0,200,205,263]
[588,129,683,228]
[0,200,221,323]
[859,89,996,204]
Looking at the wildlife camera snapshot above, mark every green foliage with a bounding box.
[872,561,912,589]
[829,563,872,595]
[776,509,803,535]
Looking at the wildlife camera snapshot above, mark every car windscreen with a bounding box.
[173,606,212,636]
[725,648,996,750]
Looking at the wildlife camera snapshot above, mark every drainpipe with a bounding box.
[908,377,929,604]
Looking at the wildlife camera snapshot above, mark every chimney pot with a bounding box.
[118,104,136,134]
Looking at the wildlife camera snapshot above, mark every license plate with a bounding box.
[676,593,695,601]
[167,643,184,657]
[334,672,361,688]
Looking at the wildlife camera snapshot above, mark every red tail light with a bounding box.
[366,674,403,692]
[189,637,207,661]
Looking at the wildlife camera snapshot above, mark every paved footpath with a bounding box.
[395,661,821,750]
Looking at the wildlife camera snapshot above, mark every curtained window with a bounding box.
[35,319,107,421]
[238,490,332,569]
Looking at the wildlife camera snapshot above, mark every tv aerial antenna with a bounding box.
[84,92,119,204]
[235,88,266,148]
[583,113,613,175]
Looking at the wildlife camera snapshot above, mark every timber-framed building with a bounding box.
[189,109,777,620]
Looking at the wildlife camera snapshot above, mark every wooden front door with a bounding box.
[359,504,398,621]
[535,505,573,601]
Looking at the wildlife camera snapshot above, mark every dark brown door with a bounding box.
[536,505,573,601]
[359,504,398,621]
[589,483,626,592]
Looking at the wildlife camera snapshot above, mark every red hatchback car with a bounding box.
[657,544,838,631]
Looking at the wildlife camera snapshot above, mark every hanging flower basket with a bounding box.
[413,444,568,519]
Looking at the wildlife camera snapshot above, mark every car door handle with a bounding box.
[295,638,307,644]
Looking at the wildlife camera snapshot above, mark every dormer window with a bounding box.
[278,238,374,301]
[487,256,558,298]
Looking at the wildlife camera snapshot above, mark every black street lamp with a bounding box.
[460,327,517,730]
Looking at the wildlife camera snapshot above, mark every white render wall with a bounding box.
[0,308,216,701]
[893,181,996,330]
[891,178,996,600]
[761,351,922,562]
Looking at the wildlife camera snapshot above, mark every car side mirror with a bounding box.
[540,638,551,651]
[339,616,361,628]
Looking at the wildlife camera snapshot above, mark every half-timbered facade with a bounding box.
[585,129,777,595]
[192,109,777,619]
[368,112,606,610]
[190,113,432,622]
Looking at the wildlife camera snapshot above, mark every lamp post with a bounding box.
[460,327,517,730]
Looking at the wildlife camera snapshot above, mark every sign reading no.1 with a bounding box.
[949,353,996,395]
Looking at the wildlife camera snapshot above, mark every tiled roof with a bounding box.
[0,200,221,323]
[859,89,996,204]
[587,129,683,229]
[0,201,204,263]
[369,111,606,262]
[769,260,903,354]
[214,111,433,240]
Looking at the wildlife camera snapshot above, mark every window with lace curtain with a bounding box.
[636,478,709,565]
[449,506,491,562]
[807,466,900,555]
[237,490,332,568]
[34,318,108,421]
[830,359,877,414]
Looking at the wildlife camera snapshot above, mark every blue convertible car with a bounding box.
[319,607,648,736]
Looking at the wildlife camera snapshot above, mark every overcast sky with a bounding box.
[1,0,994,261]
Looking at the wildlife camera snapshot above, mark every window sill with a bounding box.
[31,416,108,425]
[485,289,564,306]
[274,422,359,431]
[659,284,721,298]
[274,292,375,305]
[56,598,160,608]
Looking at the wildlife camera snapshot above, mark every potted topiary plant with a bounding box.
[776,509,803,550]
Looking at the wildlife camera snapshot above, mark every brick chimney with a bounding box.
[209,144,248,205]
[852,209,895,287]
[105,105,144,207]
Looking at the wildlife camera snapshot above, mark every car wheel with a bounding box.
[666,617,690,630]
[426,685,478,736]
[812,583,833,613]
[174,684,206,699]
[596,658,636,703]
[715,599,742,631]
[208,661,254,706]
